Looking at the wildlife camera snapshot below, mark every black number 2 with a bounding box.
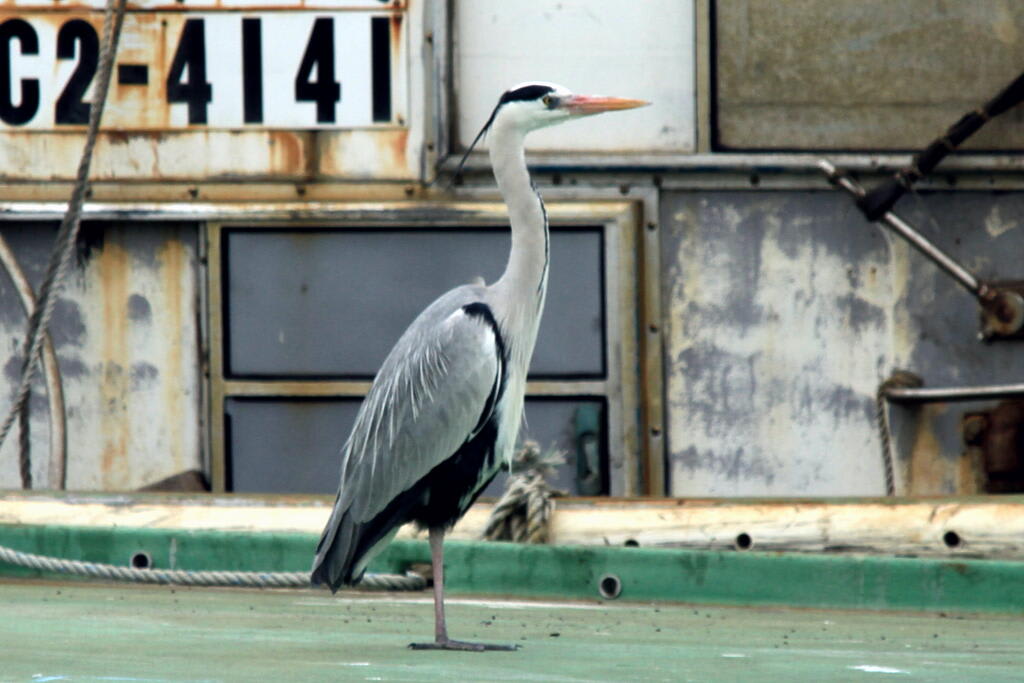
[55,19,99,125]
[294,18,340,123]
[166,19,212,124]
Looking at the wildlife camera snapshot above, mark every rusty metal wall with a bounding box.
[715,0,1024,150]
[0,221,201,490]
[661,190,1024,496]
[888,193,1024,494]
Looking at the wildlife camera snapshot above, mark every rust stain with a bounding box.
[390,10,402,46]
[157,236,186,474]
[98,235,130,489]
[389,127,409,168]
[907,404,959,495]
[268,130,306,175]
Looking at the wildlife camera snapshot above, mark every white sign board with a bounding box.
[0,10,405,130]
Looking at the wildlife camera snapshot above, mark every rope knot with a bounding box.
[482,441,566,544]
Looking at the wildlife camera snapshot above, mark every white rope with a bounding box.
[0,543,425,591]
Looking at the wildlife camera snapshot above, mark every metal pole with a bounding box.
[885,384,1024,404]
[817,159,986,301]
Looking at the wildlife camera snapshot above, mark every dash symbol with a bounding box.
[117,64,148,85]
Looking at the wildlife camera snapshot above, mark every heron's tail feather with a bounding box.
[311,496,362,592]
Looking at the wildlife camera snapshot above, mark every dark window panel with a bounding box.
[225,397,605,496]
[223,228,605,379]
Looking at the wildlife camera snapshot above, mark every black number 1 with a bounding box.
[166,19,212,124]
[294,18,340,123]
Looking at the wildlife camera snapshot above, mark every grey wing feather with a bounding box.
[312,286,499,586]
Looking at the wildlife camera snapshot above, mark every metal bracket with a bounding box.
[818,160,1024,342]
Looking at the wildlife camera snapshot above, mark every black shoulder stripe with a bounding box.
[462,303,508,439]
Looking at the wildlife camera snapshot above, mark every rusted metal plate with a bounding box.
[0,9,406,130]
[0,222,201,490]
[0,128,415,181]
[662,189,1024,497]
[661,191,895,496]
[715,0,1024,150]
[0,1,417,180]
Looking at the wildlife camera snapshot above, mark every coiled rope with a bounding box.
[875,369,924,496]
[0,542,425,591]
[0,0,128,488]
[483,441,564,544]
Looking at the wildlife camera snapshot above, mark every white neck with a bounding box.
[487,120,549,369]
[489,123,549,305]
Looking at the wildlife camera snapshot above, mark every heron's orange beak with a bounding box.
[561,95,649,116]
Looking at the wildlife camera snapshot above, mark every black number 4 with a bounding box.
[295,18,340,124]
[166,19,212,124]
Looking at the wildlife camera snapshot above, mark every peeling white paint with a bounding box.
[984,204,1018,239]
[664,193,892,496]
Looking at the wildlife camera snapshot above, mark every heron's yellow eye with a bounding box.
[542,95,553,108]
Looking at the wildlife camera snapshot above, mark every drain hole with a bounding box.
[735,532,753,550]
[598,574,622,600]
[130,551,152,569]
[943,531,962,548]
[624,539,639,547]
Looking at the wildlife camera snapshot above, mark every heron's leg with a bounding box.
[408,527,519,652]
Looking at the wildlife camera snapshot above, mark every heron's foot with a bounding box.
[408,638,520,652]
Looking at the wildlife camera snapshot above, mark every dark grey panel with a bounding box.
[224,228,604,378]
[225,398,358,494]
[896,192,1024,384]
[225,397,605,496]
[715,0,1024,150]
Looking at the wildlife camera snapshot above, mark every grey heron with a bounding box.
[311,82,646,651]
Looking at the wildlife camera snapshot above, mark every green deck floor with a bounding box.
[3,579,1023,682]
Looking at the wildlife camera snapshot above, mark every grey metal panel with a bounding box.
[224,228,604,378]
[889,193,1024,493]
[225,398,360,494]
[661,188,1024,496]
[895,193,1024,385]
[661,191,893,496]
[715,0,1024,150]
[226,397,603,495]
[0,221,201,490]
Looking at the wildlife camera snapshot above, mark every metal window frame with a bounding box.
[205,200,653,495]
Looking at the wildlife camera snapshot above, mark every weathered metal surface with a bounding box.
[964,401,1024,493]
[453,0,695,154]
[662,191,893,496]
[0,221,200,490]
[715,0,1024,150]
[0,1,419,181]
[891,193,1024,494]
[0,232,65,488]
[662,189,1024,497]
